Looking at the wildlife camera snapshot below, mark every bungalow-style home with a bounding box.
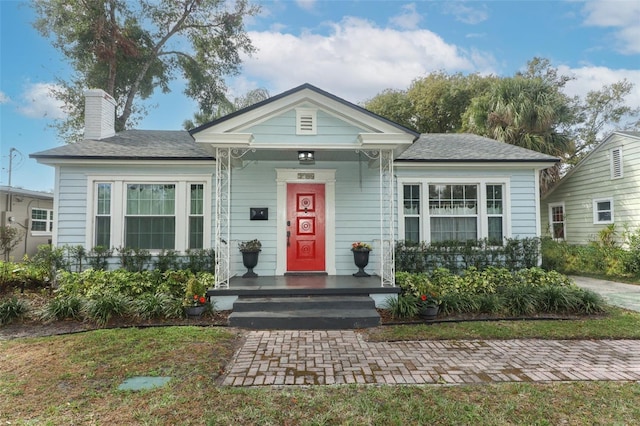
[541,131,640,245]
[31,84,557,310]
[1,185,54,260]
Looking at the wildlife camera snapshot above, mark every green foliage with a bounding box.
[67,245,87,272]
[0,297,29,325]
[41,295,85,321]
[117,247,151,272]
[87,246,112,271]
[133,292,176,320]
[154,249,181,272]
[395,237,540,274]
[85,293,132,325]
[394,267,605,317]
[0,225,24,261]
[384,294,419,319]
[183,248,216,273]
[33,0,259,142]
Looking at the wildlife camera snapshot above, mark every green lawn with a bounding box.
[2,309,640,424]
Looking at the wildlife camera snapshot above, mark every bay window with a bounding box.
[399,180,508,244]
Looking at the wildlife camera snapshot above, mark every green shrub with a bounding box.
[133,292,177,319]
[439,292,479,315]
[384,294,419,319]
[87,246,112,271]
[475,293,504,314]
[85,293,132,325]
[41,295,85,321]
[0,297,29,325]
[574,288,606,314]
[502,285,540,316]
[537,285,580,313]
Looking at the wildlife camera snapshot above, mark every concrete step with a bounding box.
[231,295,375,312]
[228,295,380,329]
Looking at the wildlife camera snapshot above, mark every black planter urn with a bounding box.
[352,249,371,277]
[241,250,260,278]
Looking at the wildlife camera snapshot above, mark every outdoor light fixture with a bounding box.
[298,150,315,164]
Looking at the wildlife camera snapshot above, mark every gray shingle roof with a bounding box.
[396,133,559,163]
[30,130,214,160]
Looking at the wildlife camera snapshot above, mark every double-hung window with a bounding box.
[95,183,112,247]
[31,208,54,235]
[125,184,176,250]
[399,180,508,244]
[429,184,478,242]
[549,203,565,240]
[89,176,210,251]
[593,198,613,224]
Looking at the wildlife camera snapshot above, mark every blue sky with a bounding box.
[1,0,639,192]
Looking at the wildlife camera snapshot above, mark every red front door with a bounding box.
[286,183,325,272]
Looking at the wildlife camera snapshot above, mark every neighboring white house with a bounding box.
[31,84,557,288]
[541,131,640,245]
[1,185,54,260]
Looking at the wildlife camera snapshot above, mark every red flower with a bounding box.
[420,294,427,301]
[193,294,199,301]
[199,296,206,304]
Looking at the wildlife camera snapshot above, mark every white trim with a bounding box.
[85,174,212,252]
[593,197,614,224]
[52,166,60,247]
[396,177,511,244]
[534,168,542,239]
[548,202,566,241]
[30,207,54,237]
[275,168,336,275]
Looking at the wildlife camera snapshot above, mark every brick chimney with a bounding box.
[84,89,116,140]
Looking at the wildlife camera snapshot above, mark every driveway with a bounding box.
[571,276,640,312]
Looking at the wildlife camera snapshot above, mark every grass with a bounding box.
[368,307,640,341]
[2,309,640,424]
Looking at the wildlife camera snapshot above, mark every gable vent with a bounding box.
[296,108,317,135]
[611,147,623,179]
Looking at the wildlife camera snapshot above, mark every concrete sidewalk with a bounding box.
[572,276,640,312]
[221,330,640,386]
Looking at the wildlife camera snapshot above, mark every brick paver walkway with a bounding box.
[221,330,640,386]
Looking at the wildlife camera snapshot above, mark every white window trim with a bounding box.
[86,174,212,253]
[30,208,54,237]
[548,202,565,241]
[593,197,614,225]
[397,177,511,244]
[610,147,623,179]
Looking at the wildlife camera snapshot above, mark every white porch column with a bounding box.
[379,149,395,287]
[214,148,231,289]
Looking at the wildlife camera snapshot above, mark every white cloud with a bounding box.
[0,91,9,104]
[442,2,488,25]
[560,65,640,109]
[16,82,66,120]
[389,3,423,30]
[581,0,640,54]
[295,0,316,12]
[240,16,496,103]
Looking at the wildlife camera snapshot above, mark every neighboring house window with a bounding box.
[400,180,509,244]
[403,184,421,243]
[31,208,53,235]
[95,183,111,247]
[429,184,478,242]
[189,184,204,249]
[549,203,565,240]
[125,184,176,250]
[593,198,614,224]
[610,147,623,179]
[486,184,504,244]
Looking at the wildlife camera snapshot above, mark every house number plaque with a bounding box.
[297,173,315,180]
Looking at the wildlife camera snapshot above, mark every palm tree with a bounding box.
[462,77,576,193]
